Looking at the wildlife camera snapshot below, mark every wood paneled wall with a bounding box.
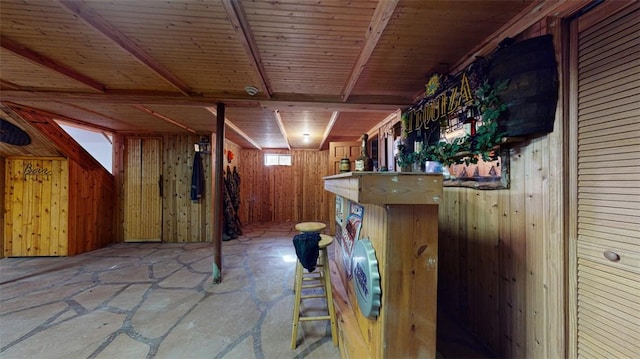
[67,159,115,255]
[162,135,211,243]
[4,157,69,256]
[3,156,114,257]
[2,106,116,257]
[0,155,4,258]
[113,133,241,243]
[436,15,571,359]
[438,135,564,358]
[238,149,331,224]
[438,129,567,359]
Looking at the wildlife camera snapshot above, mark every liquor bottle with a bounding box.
[463,106,477,136]
[355,133,373,171]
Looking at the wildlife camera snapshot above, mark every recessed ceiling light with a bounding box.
[245,86,259,96]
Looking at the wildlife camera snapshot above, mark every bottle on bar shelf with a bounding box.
[355,133,374,171]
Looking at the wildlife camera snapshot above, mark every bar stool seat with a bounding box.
[295,221,326,233]
[292,221,327,290]
[291,234,338,349]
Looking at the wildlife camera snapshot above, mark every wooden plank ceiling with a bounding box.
[0,0,535,150]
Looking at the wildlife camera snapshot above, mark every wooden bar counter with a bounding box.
[324,172,442,359]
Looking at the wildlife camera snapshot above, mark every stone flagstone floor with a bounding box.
[0,222,339,359]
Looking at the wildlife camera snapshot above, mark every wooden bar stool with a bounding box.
[292,222,327,290]
[294,221,326,233]
[291,234,338,349]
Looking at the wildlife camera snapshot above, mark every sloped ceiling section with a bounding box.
[0,106,62,157]
[0,0,535,150]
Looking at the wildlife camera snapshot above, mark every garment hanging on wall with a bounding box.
[223,165,242,240]
[232,167,241,215]
[190,152,204,202]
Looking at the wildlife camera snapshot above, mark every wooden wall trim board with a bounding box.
[544,15,566,359]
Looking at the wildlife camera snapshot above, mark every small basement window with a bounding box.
[264,154,292,166]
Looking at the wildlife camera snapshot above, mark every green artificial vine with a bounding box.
[395,143,416,169]
[397,79,509,169]
[401,112,411,139]
[462,78,509,165]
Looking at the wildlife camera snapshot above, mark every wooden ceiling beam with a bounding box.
[5,103,103,168]
[206,107,262,150]
[259,100,401,113]
[57,0,193,96]
[319,111,339,150]
[341,0,399,102]
[4,101,113,133]
[52,115,114,134]
[0,79,24,90]
[221,0,272,98]
[1,90,406,112]
[53,102,132,132]
[273,110,291,150]
[133,105,197,133]
[1,36,106,92]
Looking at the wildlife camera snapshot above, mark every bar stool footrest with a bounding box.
[299,315,331,321]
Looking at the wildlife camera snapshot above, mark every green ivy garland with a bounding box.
[397,79,509,169]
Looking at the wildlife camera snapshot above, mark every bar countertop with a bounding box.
[323,171,443,205]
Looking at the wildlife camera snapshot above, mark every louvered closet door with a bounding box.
[576,4,640,358]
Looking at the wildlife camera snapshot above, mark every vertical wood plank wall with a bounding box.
[437,18,569,359]
[238,149,331,224]
[0,155,4,258]
[123,137,163,242]
[2,106,117,257]
[163,135,204,242]
[4,156,114,257]
[4,157,69,256]
[67,159,115,255]
[438,135,564,358]
[113,133,240,243]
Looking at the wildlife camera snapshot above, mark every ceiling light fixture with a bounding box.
[245,86,259,96]
[303,133,310,143]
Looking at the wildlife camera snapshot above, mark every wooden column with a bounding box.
[211,103,225,283]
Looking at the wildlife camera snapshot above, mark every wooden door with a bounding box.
[328,141,360,233]
[4,157,69,256]
[570,3,640,358]
[124,138,162,242]
[329,141,361,175]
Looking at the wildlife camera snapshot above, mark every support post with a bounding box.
[212,102,225,283]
